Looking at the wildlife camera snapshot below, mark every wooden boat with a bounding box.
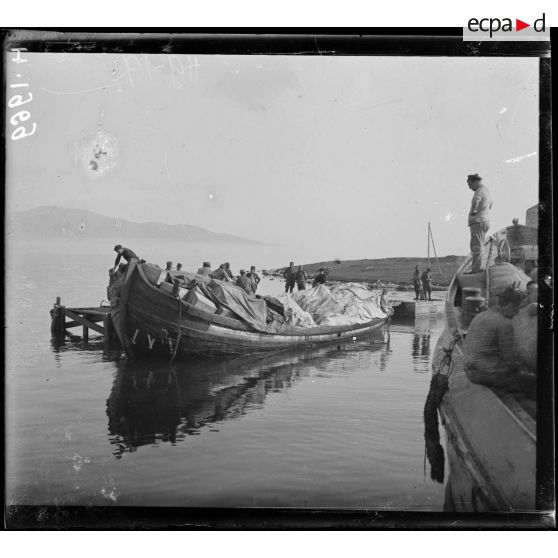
[108,260,386,359]
[426,222,537,511]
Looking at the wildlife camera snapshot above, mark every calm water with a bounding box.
[6,240,446,509]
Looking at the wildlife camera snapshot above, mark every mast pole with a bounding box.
[429,223,443,277]
[427,222,431,269]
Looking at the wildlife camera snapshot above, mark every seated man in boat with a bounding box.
[113,245,139,275]
[236,269,254,294]
[463,287,534,398]
[224,262,234,280]
[312,268,328,288]
[211,263,232,282]
[197,262,213,276]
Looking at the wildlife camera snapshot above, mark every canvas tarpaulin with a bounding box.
[198,280,269,332]
[191,280,385,332]
[292,283,387,326]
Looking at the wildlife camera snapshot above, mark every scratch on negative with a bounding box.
[41,82,122,96]
[504,152,537,164]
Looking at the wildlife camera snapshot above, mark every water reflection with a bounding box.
[405,316,440,372]
[105,334,391,457]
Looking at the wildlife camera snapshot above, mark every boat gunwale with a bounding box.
[133,261,386,338]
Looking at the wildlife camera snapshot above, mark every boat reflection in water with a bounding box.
[106,333,390,458]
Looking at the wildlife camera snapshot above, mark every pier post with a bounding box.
[50,297,66,339]
[82,324,89,343]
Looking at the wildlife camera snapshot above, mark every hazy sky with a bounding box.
[6,52,539,260]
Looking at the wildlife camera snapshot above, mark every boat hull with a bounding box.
[433,331,536,511]
[429,224,538,511]
[112,262,386,359]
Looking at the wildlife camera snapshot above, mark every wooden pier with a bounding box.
[391,298,446,319]
[50,297,117,345]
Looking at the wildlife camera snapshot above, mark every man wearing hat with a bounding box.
[283,261,296,293]
[236,269,254,294]
[467,173,492,273]
[197,262,213,276]
[113,244,138,273]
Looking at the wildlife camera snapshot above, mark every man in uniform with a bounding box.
[283,262,296,293]
[248,266,261,293]
[412,265,422,300]
[295,265,308,290]
[467,173,492,273]
[113,245,138,275]
[236,269,254,294]
[421,268,433,301]
[312,268,328,288]
[197,262,213,276]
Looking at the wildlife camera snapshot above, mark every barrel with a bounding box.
[462,296,486,327]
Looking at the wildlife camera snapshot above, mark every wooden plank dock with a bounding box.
[50,297,117,345]
[391,298,446,319]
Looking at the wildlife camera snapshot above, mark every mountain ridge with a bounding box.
[7,206,268,245]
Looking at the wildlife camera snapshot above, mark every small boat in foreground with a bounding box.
[425,220,538,511]
[108,260,386,359]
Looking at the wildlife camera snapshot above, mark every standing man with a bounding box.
[467,173,492,273]
[283,262,296,293]
[412,265,422,301]
[248,266,261,293]
[421,268,433,301]
[295,265,308,291]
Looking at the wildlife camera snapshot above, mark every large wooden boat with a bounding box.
[108,260,386,359]
[427,222,538,511]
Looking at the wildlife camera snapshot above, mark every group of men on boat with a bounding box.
[113,246,264,296]
[459,173,548,401]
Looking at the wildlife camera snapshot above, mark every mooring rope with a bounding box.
[423,330,462,484]
[169,296,182,364]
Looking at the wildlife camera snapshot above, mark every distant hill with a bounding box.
[7,206,267,245]
[272,256,466,287]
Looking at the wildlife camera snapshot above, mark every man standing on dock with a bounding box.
[412,265,422,300]
[467,173,492,273]
[421,268,432,301]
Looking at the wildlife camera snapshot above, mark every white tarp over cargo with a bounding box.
[292,283,387,326]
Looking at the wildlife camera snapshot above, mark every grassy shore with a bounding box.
[271,256,466,287]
